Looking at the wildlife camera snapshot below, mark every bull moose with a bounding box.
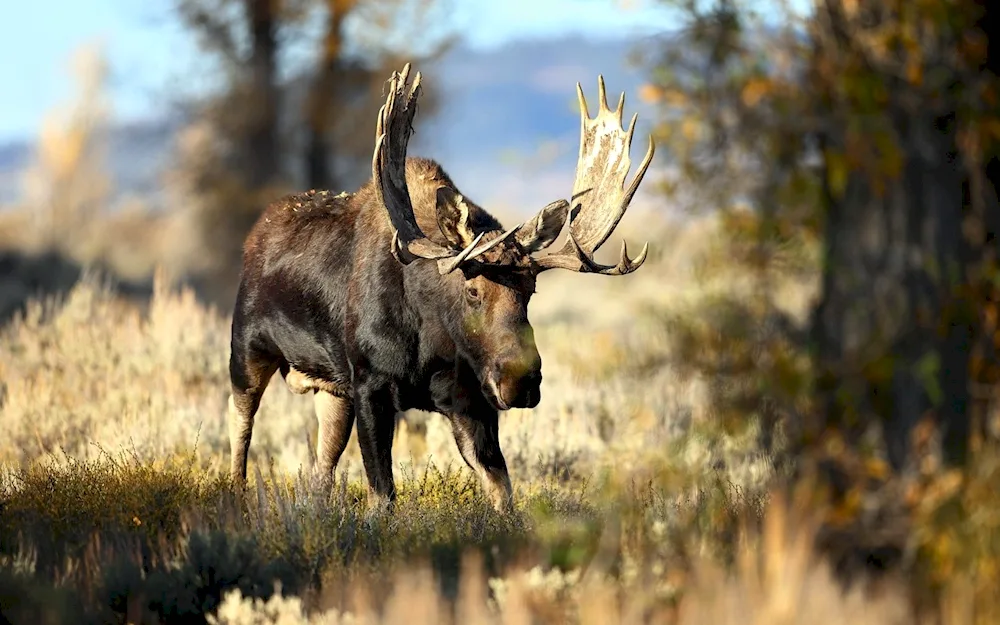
[227,64,654,513]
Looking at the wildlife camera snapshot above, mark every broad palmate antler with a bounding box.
[373,65,654,276]
[531,76,655,275]
[373,63,519,274]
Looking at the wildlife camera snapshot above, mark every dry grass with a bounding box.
[0,207,815,624]
[205,492,918,625]
[2,203,998,624]
[7,185,997,624]
[0,205,764,485]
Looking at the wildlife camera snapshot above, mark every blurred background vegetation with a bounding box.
[1,0,999,623]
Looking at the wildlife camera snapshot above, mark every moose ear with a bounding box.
[435,187,477,248]
[515,199,570,253]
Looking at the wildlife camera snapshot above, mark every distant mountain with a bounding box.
[0,34,665,216]
[0,142,33,204]
[0,116,183,207]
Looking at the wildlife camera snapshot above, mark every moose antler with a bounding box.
[531,76,654,275]
[436,224,525,273]
[373,64,490,274]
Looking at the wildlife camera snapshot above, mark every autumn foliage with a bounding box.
[638,0,1000,617]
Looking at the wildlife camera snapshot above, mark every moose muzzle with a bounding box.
[484,346,543,410]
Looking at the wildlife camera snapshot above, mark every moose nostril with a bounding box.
[495,365,543,410]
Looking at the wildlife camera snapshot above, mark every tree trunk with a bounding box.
[807,0,998,474]
[246,0,280,186]
[304,0,356,190]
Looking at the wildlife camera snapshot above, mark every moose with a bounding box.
[227,64,654,513]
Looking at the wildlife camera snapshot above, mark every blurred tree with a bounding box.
[299,0,453,190]
[168,0,452,304]
[20,44,112,256]
[808,0,999,478]
[175,0,290,188]
[640,0,999,482]
[635,0,821,472]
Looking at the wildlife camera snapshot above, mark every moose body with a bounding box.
[227,65,654,513]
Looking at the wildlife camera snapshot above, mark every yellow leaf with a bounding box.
[826,150,849,199]
[740,78,772,108]
[681,117,700,141]
[905,58,923,85]
[638,83,664,104]
[661,88,689,108]
[865,457,889,480]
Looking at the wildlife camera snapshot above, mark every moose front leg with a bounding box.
[435,364,514,515]
[449,410,514,514]
[354,373,398,512]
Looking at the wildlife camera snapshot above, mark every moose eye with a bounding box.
[465,285,482,305]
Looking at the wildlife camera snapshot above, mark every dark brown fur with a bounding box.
[227,157,543,512]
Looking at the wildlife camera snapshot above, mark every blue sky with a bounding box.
[0,0,685,142]
[0,0,811,142]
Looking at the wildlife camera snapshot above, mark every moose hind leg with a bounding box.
[314,391,355,487]
[228,355,278,487]
[449,412,513,514]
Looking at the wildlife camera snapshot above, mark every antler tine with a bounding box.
[437,224,523,273]
[534,236,648,276]
[576,82,590,144]
[435,231,486,275]
[469,224,522,257]
[533,76,655,276]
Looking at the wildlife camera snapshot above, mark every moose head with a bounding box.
[369,64,654,413]
[372,64,654,410]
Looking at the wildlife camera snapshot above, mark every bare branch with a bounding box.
[176,0,244,66]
